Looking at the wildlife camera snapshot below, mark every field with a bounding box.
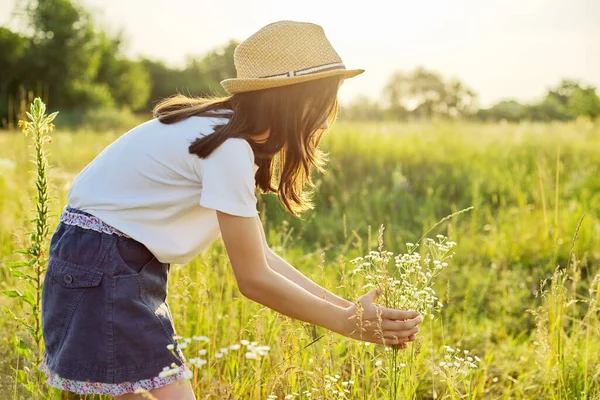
[0,118,599,399]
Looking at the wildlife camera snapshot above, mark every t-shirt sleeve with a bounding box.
[198,138,258,217]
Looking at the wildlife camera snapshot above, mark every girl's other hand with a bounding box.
[342,288,423,347]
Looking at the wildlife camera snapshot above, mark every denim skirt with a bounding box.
[41,207,184,384]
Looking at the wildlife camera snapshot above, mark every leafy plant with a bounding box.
[3,98,57,394]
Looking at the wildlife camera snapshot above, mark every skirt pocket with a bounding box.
[42,258,104,358]
[111,259,181,381]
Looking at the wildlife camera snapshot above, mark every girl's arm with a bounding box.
[255,217,353,308]
[217,211,423,345]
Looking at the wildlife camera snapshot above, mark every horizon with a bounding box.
[1,0,599,107]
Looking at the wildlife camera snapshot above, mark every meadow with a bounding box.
[0,115,598,399]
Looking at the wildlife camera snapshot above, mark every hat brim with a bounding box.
[221,68,364,94]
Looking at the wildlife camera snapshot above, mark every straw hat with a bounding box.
[221,21,364,94]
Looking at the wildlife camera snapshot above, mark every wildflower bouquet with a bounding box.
[349,230,456,398]
[350,234,455,320]
[348,207,478,399]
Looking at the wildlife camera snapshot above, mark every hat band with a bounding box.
[261,62,346,79]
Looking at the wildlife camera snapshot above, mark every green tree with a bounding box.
[0,27,28,93]
[544,79,600,119]
[567,86,600,118]
[442,79,477,117]
[95,33,150,110]
[409,67,446,118]
[383,67,476,119]
[6,0,150,114]
[180,40,238,96]
[0,27,30,124]
[23,0,109,108]
[527,97,569,121]
[477,100,527,122]
[141,41,238,110]
[140,58,186,110]
[193,40,238,94]
[546,79,581,107]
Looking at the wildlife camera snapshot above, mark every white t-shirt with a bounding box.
[67,115,259,264]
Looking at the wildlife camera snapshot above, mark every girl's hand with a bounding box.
[342,288,423,347]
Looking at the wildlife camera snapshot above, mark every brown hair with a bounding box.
[153,76,342,217]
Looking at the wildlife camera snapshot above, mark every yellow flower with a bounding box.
[48,123,55,132]
[18,120,28,134]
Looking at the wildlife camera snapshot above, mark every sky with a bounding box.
[1,0,599,106]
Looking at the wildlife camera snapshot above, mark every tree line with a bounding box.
[0,0,235,128]
[1,0,599,128]
[344,68,600,122]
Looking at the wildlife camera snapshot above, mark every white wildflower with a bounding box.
[189,358,207,368]
[158,366,180,378]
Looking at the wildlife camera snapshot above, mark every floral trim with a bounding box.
[39,359,191,396]
[60,208,130,238]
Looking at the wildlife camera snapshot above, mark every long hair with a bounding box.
[153,76,342,217]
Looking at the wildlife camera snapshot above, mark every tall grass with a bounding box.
[2,99,56,397]
[0,117,598,399]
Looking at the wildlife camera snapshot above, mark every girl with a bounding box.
[40,21,423,399]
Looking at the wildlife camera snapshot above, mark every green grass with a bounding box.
[0,118,599,399]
